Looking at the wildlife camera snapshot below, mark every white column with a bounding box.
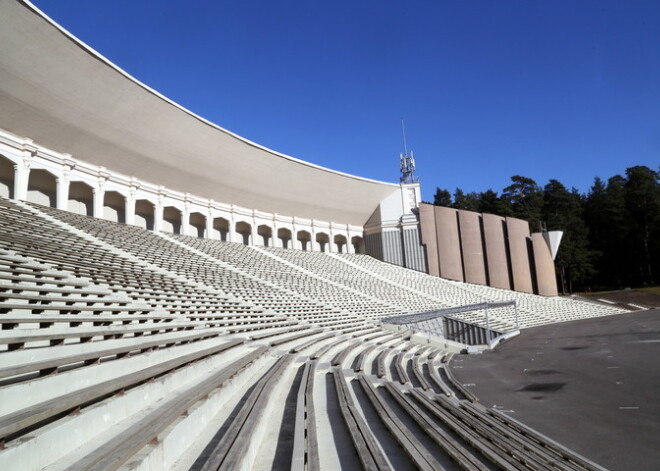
[311,222,317,252]
[15,142,35,201]
[347,230,356,254]
[228,212,236,243]
[250,216,258,246]
[125,189,136,225]
[93,186,104,219]
[181,200,190,236]
[56,177,67,209]
[292,223,299,250]
[13,160,30,201]
[205,210,213,239]
[56,166,71,210]
[328,223,335,253]
[154,194,164,232]
[272,216,280,248]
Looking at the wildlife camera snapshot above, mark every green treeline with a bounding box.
[431,166,660,294]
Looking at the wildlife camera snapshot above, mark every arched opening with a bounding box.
[189,212,206,238]
[213,217,229,241]
[257,225,272,247]
[316,232,330,253]
[277,228,292,249]
[103,191,125,223]
[0,155,14,199]
[67,181,93,216]
[235,221,252,245]
[334,234,347,254]
[297,230,311,251]
[27,169,56,207]
[162,206,182,234]
[134,199,155,230]
[352,235,365,254]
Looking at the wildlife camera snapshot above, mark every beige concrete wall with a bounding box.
[482,213,511,290]
[420,205,558,296]
[457,210,487,285]
[418,203,440,276]
[434,206,464,281]
[532,232,558,296]
[506,217,533,293]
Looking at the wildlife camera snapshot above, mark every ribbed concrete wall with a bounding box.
[434,206,464,282]
[382,230,404,267]
[506,217,533,293]
[364,232,383,262]
[418,203,440,276]
[402,226,427,272]
[457,210,487,285]
[482,213,511,290]
[532,233,558,296]
[365,226,425,271]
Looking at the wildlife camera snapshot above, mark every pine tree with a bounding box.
[433,187,452,206]
[624,166,660,285]
[543,180,594,293]
[501,175,543,230]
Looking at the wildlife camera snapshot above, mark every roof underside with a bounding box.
[0,0,399,226]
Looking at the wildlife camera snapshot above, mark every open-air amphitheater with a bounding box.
[0,1,637,470]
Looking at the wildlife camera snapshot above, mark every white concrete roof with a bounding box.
[0,0,399,225]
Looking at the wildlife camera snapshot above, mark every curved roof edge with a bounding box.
[20,1,395,186]
[0,1,400,225]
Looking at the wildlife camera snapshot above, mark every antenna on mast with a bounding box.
[399,117,418,184]
[401,117,409,156]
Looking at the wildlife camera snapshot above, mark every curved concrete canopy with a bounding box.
[0,1,399,225]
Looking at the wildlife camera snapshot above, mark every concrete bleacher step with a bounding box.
[0,314,178,331]
[331,368,391,470]
[44,346,269,471]
[0,338,260,469]
[0,322,197,351]
[252,245,406,316]
[0,338,245,442]
[190,353,293,470]
[22,202,257,310]
[356,374,445,470]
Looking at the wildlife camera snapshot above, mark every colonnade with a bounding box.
[0,130,365,254]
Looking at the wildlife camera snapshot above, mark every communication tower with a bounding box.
[399,118,418,184]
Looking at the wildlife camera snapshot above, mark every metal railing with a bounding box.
[381,301,519,346]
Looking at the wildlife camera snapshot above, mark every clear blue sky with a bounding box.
[32,0,660,202]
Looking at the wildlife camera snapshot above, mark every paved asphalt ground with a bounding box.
[451,308,660,471]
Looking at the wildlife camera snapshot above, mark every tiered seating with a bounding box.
[265,246,453,315]
[36,203,375,331]
[0,197,620,470]
[177,235,400,321]
[4,200,279,335]
[337,253,628,330]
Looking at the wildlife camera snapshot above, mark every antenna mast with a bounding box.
[399,118,418,184]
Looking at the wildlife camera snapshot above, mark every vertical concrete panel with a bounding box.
[506,217,533,293]
[418,203,440,276]
[382,230,403,266]
[434,206,464,281]
[403,226,427,272]
[532,233,558,296]
[365,232,383,261]
[482,213,512,290]
[457,210,487,285]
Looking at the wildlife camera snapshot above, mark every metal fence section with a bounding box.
[381,301,519,346]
